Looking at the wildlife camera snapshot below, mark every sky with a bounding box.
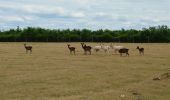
[0,0,170,30]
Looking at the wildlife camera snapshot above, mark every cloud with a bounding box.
[70,12,85,18]
[0,15,24,22]
[0,0,170,30]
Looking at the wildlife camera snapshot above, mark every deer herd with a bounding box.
[67,43,145,56]
[23,43,144,56]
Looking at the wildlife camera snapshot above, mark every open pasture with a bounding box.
[0,43,170,100]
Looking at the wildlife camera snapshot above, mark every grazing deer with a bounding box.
[119,48,129,56]
[67,44,76,55]
[81,43,92,55]
[136,46,144,55]
[24,44,32,53]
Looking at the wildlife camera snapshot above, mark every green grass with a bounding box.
[0,43,170,100]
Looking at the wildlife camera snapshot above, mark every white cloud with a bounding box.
[0,0,170,30]
[0,16,24,22]
[23,5,66,15]
[70,12,85,18]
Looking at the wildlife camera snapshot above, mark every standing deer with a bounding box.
[93,44,102,53]
[110,43,124,53]
[24,44,32,53]
[81,43,92,55]
[136,46,144,55]
[101,44,111,53]
[119,48,129,56]
[67,44,76,55]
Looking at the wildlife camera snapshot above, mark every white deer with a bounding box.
[101,44,111,54]
[93,45,102,52]
[110,43,124,53]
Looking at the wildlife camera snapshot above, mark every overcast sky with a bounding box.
[0,0,170,30]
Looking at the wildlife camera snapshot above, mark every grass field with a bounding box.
[0,43,170,100]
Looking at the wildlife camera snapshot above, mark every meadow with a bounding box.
[0,43,170,100]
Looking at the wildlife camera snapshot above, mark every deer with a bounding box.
[24,44,32,53]
[101,44,111,53]
[136,46,144,55]
[119,48,129,56]
[93,45,102,53]
[110,43,124,53]
[67,44,76,55]
[81,43,92,55]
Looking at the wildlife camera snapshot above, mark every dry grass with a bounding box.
[0,42,170,100]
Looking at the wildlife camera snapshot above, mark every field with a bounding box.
[0,43,170,100]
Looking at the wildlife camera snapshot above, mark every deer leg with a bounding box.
[74,50,75,55]
[107,50,110,54]
[30,50,32,54]
[95,49,97,53]
[140,51,142,55]
[115,49,117,53]
[104,49,107,53]
[84,50,86,55]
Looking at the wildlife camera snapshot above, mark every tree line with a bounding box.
[0,25,170,43]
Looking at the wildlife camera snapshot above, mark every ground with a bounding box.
[0,43,170,100]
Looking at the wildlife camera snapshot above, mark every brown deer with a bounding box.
[24,44,32,53]
[136,46,144,55]
[81,43,92,55]
[67,44,76,55]
[119,48,129,56]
